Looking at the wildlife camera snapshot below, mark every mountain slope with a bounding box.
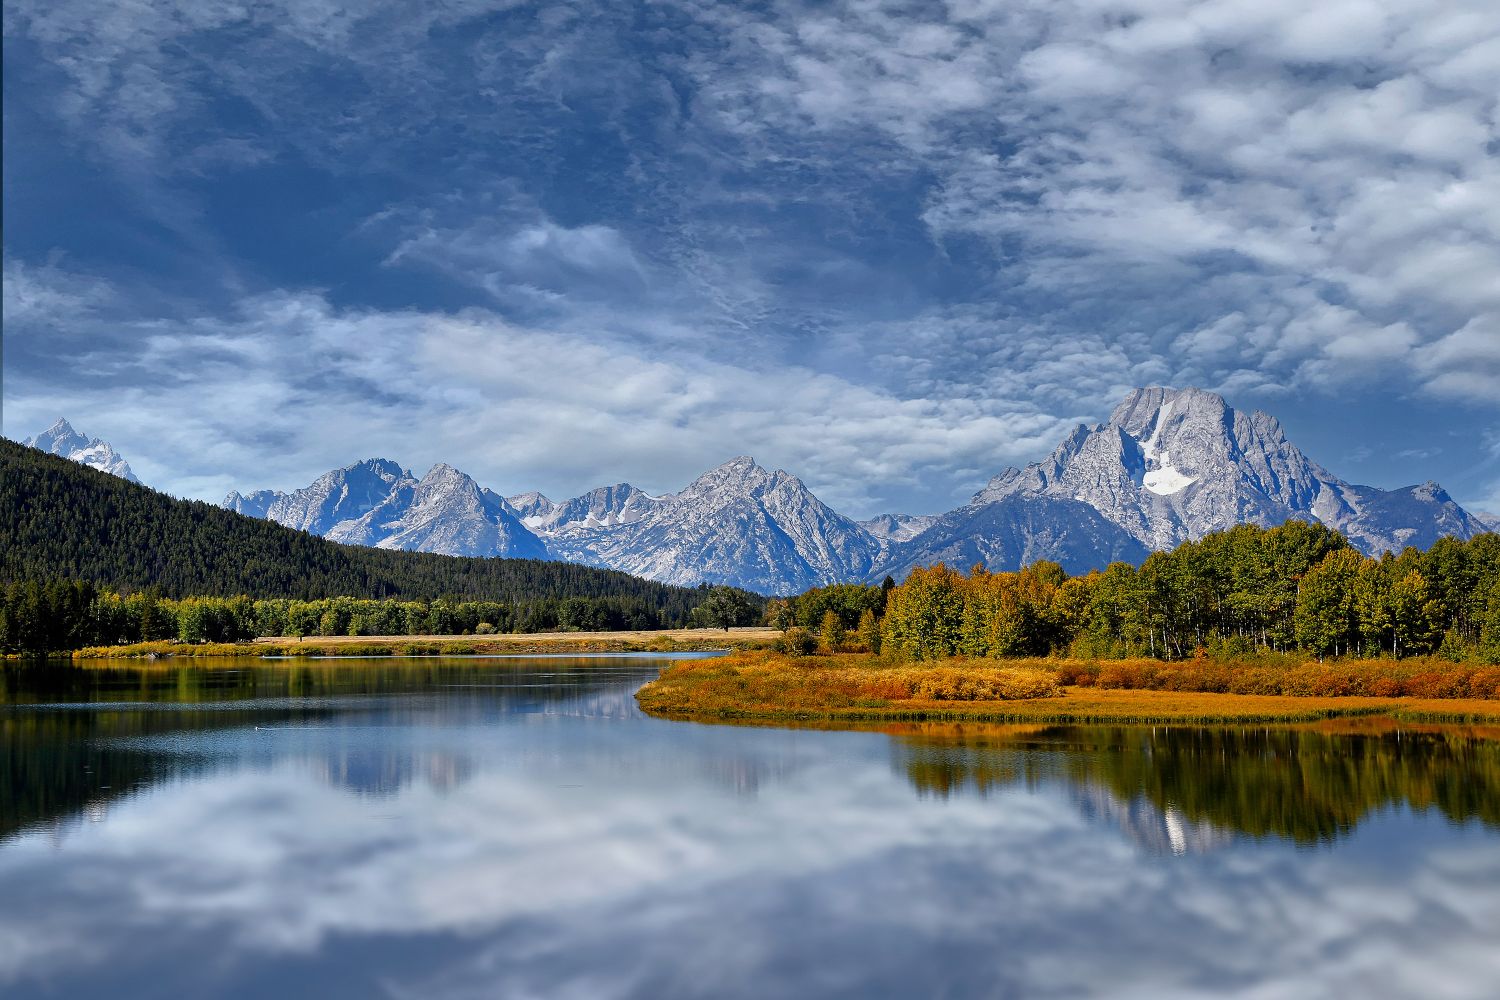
[225,459,413,534]
[23,418,139,484]
[879,496,1151,580]
[0,437,714,620]
[353,464,547,559]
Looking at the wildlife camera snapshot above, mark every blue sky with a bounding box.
[4,0,1498,517]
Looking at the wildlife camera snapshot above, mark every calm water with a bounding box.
[3,655,1498,1000]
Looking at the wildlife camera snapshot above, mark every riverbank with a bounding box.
[635,651,1500,725]
[62,627,781,660]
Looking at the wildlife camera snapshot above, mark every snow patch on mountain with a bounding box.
[1143,465,1194,496]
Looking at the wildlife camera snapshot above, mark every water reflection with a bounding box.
[2,658,1498,1000]
[890,722,1500,847]
[1,657,685,841]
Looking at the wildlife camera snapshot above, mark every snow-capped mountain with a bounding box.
[220,386,1491,592]
[224,459,547,559]
[939,386,1489,562]
[333,463,547,559]
[225,459,412,534]
[24,418,139,483]
[541,458,882,593]
[505,491,559,525]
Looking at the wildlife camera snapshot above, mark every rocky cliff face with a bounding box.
[225,459,412,535]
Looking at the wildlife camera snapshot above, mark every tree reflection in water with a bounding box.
[892,721,1500,848]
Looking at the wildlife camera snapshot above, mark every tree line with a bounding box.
[0,582,763,653]
[771,522,1500,662]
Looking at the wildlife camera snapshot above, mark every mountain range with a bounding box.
[28,388,1498,593]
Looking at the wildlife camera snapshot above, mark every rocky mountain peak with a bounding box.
[24,417,140,483]
[506,491,558,525]
[1108,386,1229,437]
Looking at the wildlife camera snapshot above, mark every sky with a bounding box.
[3,0,1498,518]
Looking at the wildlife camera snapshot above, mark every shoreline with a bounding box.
[639,687,1500,726]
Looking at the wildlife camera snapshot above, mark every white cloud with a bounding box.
[2,268,1073,515]
[5,0,1497,512]
[683,0,1500,403]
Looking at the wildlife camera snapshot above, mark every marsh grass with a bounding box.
[635,651,1500,725]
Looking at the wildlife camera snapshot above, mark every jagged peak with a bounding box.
[418,462,473,484]
[333,457,410,479]
[1410,481,1450,502]
[508,489,555,507]
[1109,386,1230,437]
[687,455,772,491]
[715,455,761,473]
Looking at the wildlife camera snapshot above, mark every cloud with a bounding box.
[1,262,1073,515]
[682,0,1500,402]
[4,0,1497,513]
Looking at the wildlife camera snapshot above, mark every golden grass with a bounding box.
[634,650,1500,725]
[69,627,781,660]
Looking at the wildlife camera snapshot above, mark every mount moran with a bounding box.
[28,388,1493,594]
[211,387,1492,593]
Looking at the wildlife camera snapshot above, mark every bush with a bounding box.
[898,664,1060,701]
[778,627,817,657]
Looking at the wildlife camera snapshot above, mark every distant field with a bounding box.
[69,627,781,659]
[253,627,781,646]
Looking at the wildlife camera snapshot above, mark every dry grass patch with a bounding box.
[69,628,781,660]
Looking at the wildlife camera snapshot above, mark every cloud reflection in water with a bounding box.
[1,660,1497,999]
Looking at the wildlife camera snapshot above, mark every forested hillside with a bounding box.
[0,438,731,623]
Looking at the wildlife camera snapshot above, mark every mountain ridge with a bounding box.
[36,387,1481,594]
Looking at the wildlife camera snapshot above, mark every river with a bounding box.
[3,654,1497,999]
